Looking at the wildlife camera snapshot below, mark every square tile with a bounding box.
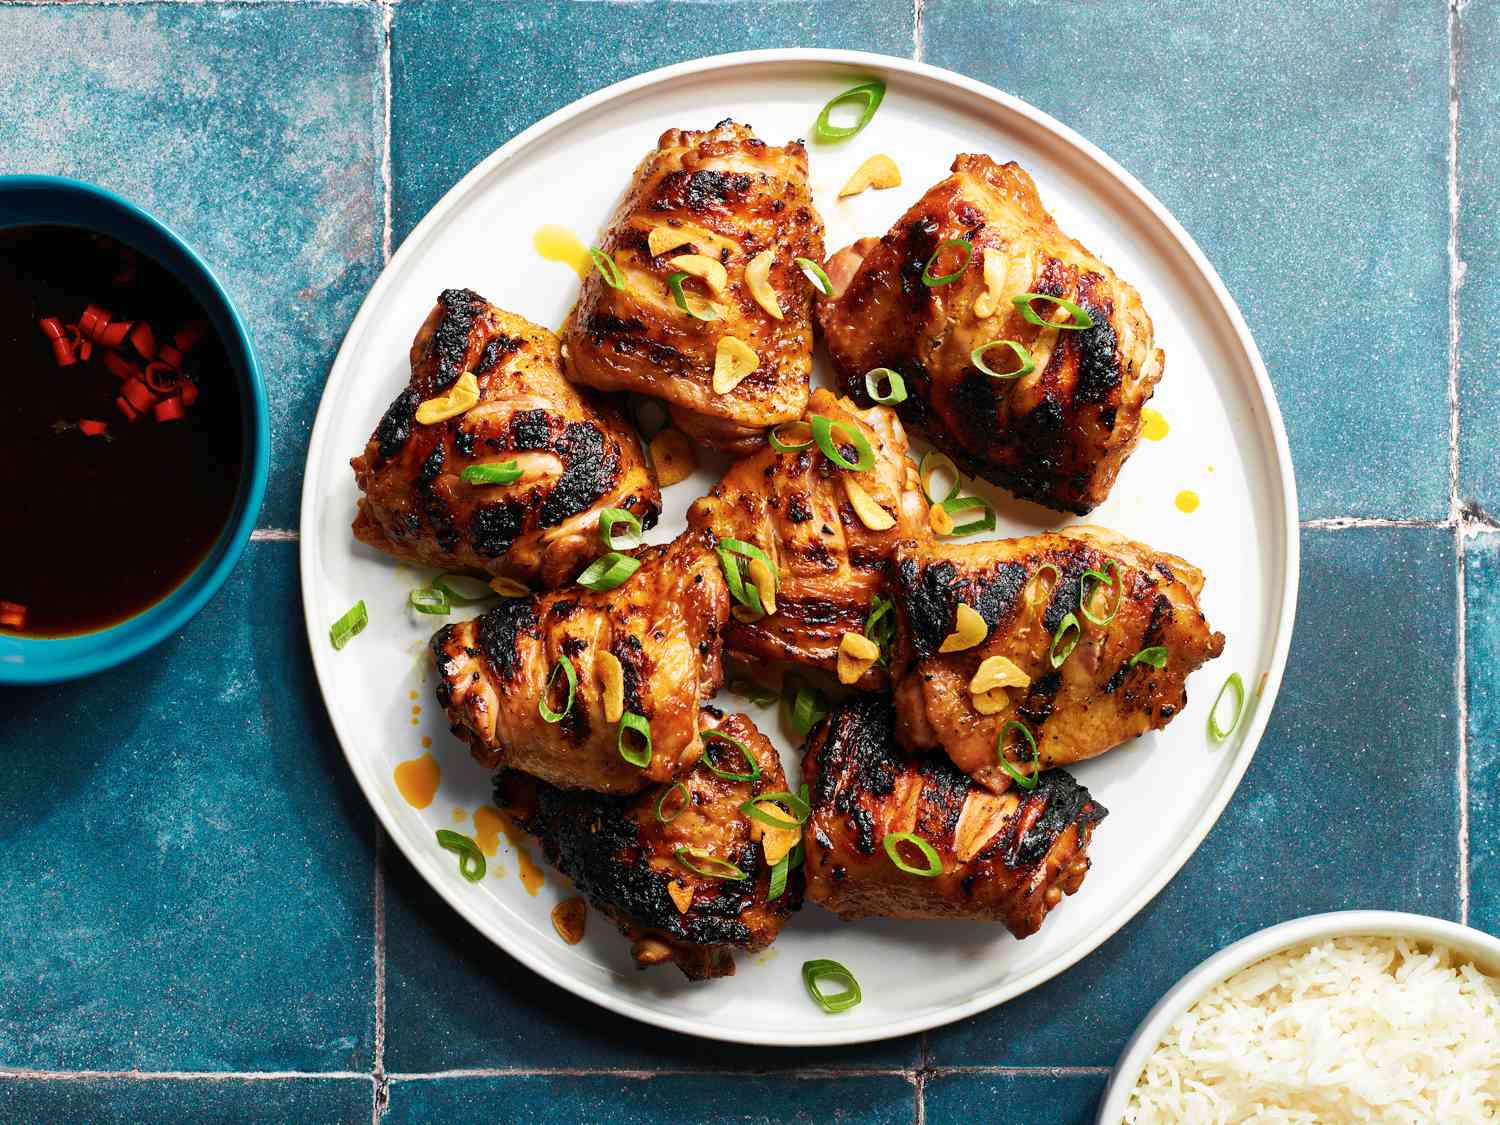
[925,0,1451,520]
[0,542,375,1071]
[924,1072,1107,1125]
[1465,531,1500,930]
[929,526,1461,1067]
[391,0,917,242]
[0,3,385,528]
[0,1077,371,1125]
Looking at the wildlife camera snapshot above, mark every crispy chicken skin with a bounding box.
[352,290,660,587]
[498,711,803,980]
[686,389,929,688]
[430,529,729,795]
[561,120,825,454]
[817,156,1163,514]
[890,527,1225,793]
[802,696,1105,938]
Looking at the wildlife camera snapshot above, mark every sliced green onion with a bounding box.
[1013,292,1095,330]
[864,367,907,405]
[1129,645,1168,669]
[434,574,494,604]
[618,711,653,768]
[939,495,996,537]
[795,257,834,296]
[919,451,961,504]
[589,247,625,289]
[1050,611,1080,668]
[739,789,811,829]
[971,339,1035,381]
[812,79,885,142]
[767,853,791,900]
[409,586,452,616]
[768,421,814,452]
[329,600,367,650]
[783,677,829,738]
[655,781,690,823]
[809,414,875,471]
[730,679,781,707]
[1208,672,1246,742]
[436,829,486,882]
[538,655,577,723]
[577,551,641,591]
[882,832,943,877]
[997,719,1040,790]
[716,538,776,620]
[921,238,973,287]
[1028,562,1061,607]
[461,460,523,485]
[802,958,862,1013]
[597,507,643,551]
[700,729,761,782]
[1079,560,1123,626]
[668,271,719,321]
[675,846,749,881]
[864,594,896,664]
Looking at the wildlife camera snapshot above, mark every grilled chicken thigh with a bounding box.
[802,696,1105,938]
[353,290,659,587]
[431,529,728,795]
[686,389,928,688]
[498,710,802,980]
[817,156,1163,514]
[890,527,1224,793]
[561,121,825,454]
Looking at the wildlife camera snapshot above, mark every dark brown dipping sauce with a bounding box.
[0,225,243,638]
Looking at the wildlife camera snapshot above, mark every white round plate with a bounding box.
[300,49,1298,1046]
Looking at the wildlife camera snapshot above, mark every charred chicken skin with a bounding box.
[498,710,803,980]
[817,155,1163,514]
[802,696,1105,938]
[431,529,728,795]
[686,389,929,689]
[890,527,1225,793]
[561,120,825,454]
[353,289,659,588]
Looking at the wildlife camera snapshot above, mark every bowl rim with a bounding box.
[0,175,269,685]
[1095,909,1500,1123]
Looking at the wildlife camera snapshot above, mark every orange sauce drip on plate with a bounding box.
[1141,407,1169,441]
[473,805,545,894]
[1175,489,1200,513]
[533,225,591,280]
[393,752,440,809]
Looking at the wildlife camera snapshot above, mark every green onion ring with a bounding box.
[716,538,776,620]
[767,853,791,900]
[537,655,577,723]
[919,451,961,504]
[675,846,749,881]
[939,495,996,537]
[882,831,943,877]
[864,595,896,663]
[577,551,641,591]
[655,781,690,823]
[461,460,523,485]
[1129,645,1168,669]
[1028,563,1061,607]
[408,586,452,616]
[739,789,811,829]
[768,421,814,452]
[433,574,494,604]
[618,711,653,768]
[795,257,834,296]
[1079,560,1123,626]
[730,679,781,707]
[1208,672,1246,742]
[699,729,761,782]
[1050,611,1081,668]
[921,238,973,287]
[436,829,486,882]
[1013,292,1095,330]
[997,719,1040,790]
[597,508,643,551]
[668,271,719,321]
[812,79,885,142]
[329,600,367,651]
[802,958,862,1013]
[589,247,625,289]
[863,367,908,405]
[971,339,1036,381]
[783,676,829,738]
[809,414,875,471]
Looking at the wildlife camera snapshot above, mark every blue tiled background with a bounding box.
[0,2,1490,1123]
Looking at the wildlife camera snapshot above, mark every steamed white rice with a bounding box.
[1125,935,1500,1123]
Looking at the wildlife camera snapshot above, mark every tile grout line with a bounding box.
[0,1070,375,1082]
[912,0,925,63]
[1448,0,1469,927]
[379,0,394,265]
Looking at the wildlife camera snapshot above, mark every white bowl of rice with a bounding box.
[1096,911,1500,1123]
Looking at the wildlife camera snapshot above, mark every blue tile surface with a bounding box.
[1466,532,1500,931]
[390,0,917,244]
[925,1073,1107,1125]
[383,1074,915,1124]
[929,526,1461,1067]
[0,542,375,1072]
[0,3,384,529]
[0,1077,371,1125]
[925,0,1452,520]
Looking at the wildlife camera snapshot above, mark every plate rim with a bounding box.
[298,46,1301,1047]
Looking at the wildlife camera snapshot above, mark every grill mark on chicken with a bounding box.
[375,387,419,460]
[895,556,1028,662]
[427,287,483,393]
[475,597,539,682]
[540,422,620,528]
[477,333,523,374]
[652,169,755,212]
[417,441,444,485]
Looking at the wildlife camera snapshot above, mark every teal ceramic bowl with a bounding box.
[0,177,268,685]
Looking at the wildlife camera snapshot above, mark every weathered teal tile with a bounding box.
[383,1074,914,1124]
[926,0,1450,520]
[1466,531,1500,930]
[391,0,916,242]
[929,526,1460,1067]
[0,1077,371,1125]
[382,849,920,1072]
[0,3,384,528]
[925,1072,1106,1125]
[0,542,375,1071]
